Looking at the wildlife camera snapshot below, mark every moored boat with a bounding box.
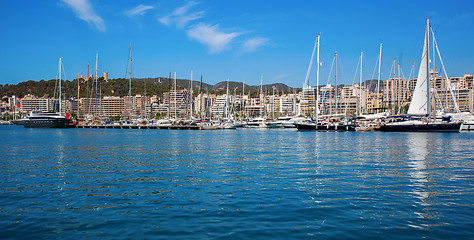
[378,19,461,132]
[14,57,71,128]
[15,112,70,128]
[295,121,357,131]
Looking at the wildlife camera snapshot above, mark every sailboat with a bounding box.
[295,33,357,131]
[378,19,461,132]
[16,58,70,128]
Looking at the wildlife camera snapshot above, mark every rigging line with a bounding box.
[335,54,349,85]
[431,27,460,113]
[326,55,335,85]
[407,61,415,83]
[351,54,361,116]
[124,46,130,79]
[54,71,58,100]
[336,54,350,114]
[60,60,68,111]
[368,54,379,93]
[304,36,318,88]
[399,65,406,80]
[352,55,361,86]
[387,59,394,80]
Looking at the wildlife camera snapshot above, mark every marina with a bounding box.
[1,1,474,239]
[1,125,473,239]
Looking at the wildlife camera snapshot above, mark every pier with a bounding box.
[73,124,200,130]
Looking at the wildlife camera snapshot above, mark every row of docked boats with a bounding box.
[9,111,474,132]
[292,114,474,132]
[292,18,474,133]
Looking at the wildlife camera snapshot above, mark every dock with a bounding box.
[73,124,200,130]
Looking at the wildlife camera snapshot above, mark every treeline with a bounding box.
[0,77,296,99]
[0,78,187,99]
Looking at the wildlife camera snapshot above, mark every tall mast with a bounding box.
[174,72,177,119]
[241,82,244,118]
[95,52,98,119]
[335,51,338,114]
[426,18,431,118]
[242,82,245,119]
[199,75,203,119]
[168,72,171,119]
[226,79,230,118]
[189,70,193,120]
[272,87,275,119]
[86,62,89,113]
[260,75,263,116]
[392,58,396,111]
[376,43,383,112]
[432,26,436,72]
[59,57,62,115]
[315,33,320,120]
[397,63,401,114]
[359,52,363,116]
[128,41,132,119]
[77,72,80,100]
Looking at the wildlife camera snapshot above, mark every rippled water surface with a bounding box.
[1,126,473,239]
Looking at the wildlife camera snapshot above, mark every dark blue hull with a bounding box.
[377,122,461,132]
[23,119,71,128]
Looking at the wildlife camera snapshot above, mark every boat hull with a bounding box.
[378,122,461,132]
[199,125,221,130]
[460,122,474,131]
[23,119,71,128]
[295,123,357,131]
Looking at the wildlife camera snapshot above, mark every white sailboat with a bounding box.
[295,33,357,131]
[379,18,461,132]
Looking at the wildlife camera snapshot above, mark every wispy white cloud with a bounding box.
[159,1,204,29]
[159,1,268,54]
[274,73,290,80]
[127,4,154,17]
[61,0,105,31]
[242,37,270,52]
[186,23,241,54]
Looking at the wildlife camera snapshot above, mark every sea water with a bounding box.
[0,126,473,239]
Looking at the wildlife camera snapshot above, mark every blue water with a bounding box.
[0,125,473,239]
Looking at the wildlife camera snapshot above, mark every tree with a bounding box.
[70,112,77,120]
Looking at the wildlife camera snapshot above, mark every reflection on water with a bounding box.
[407,133,429,189]
[0,127,473,239]
[406,133,438,231]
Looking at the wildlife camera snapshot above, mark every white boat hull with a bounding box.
[460,122,474,131]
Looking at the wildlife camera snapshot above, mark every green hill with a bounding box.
[0,77,296,99]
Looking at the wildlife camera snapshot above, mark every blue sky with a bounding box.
[0,0,473,87]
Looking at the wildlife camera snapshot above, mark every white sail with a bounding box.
[408,19,430,115]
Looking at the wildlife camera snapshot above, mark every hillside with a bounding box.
[0,77,383,99]
[0,77,297,99]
